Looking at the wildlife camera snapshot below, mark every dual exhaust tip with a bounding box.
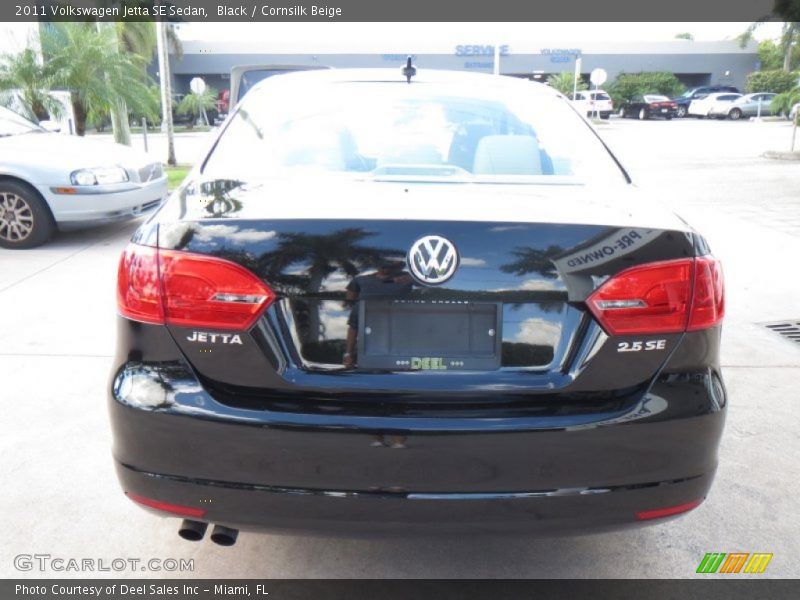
[178,520,238,546]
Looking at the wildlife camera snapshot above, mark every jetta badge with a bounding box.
[407,235,459,285]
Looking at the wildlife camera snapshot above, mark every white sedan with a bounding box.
[687,92,742,118]
[0,107,167,248]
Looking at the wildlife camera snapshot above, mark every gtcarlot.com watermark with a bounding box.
[14,554,194,573]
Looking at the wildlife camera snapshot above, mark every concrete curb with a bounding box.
[762,150,800,161]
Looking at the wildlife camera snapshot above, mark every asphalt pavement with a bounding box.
[1,118,799,578]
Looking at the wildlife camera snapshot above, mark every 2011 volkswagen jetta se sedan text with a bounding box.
[110,68,726,545]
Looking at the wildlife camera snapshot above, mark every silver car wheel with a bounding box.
[0,192,35,242]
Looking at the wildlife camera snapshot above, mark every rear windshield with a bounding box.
[237,69,293,102]
[203,79,628,185]
[590,93,610,100]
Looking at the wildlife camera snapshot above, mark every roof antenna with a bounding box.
[402,56,416,84]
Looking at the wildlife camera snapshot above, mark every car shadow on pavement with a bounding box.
[190,527,671,578]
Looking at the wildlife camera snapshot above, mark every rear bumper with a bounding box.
[109,358,726,536]
[116,463,715,536]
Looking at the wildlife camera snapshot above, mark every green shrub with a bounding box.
[607,72,685,106]
[771,87,800,116]
[745,70,800,93]
[546,72,587,97]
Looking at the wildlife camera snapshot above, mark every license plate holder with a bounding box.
[357,301,502,370]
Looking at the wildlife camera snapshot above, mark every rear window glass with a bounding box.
[203,79,627,185]
[237,69,292,102]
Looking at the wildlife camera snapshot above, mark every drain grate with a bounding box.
[763,321,800,344]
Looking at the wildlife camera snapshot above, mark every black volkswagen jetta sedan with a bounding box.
[110,68,725,545]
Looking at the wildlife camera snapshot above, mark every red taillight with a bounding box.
[117,245,164,324]
[687,256,724,331]
[126,492,206,518]
[635,498,704,521]
[587,258,693,335]
[587,256,724,336]
[117,243,275,330]
[159,249,275,329]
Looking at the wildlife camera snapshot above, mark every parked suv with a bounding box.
[572,90,613,119]
[673,85,740,118]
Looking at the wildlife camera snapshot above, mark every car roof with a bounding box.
[706,92,741,99]
[693,85,735,92]
[246,67,563,98]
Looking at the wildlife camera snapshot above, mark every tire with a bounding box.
[638,108,648,120]
[0,181,56,249]
[676,106,687,118]
[729,108,743,120]
[666,115,673,120]
[618,107,626,118]
[600,112,610,120]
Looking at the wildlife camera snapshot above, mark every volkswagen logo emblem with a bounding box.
[407,235,459,285]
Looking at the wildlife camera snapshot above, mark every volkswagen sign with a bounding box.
[407,235,459,285]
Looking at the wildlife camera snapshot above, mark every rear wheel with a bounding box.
[638,108,648,120]
[618,107,626,118]
[676,106,687,118]
[729,108,743,120]
[0,181,55,249]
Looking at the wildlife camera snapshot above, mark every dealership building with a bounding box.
[169,38,760,96]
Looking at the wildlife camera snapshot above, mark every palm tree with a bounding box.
[41,23,155,136]
[547,72,586,97]
[177,87,218,128]
[111,22,183,144]
[772,87,800,115]
[740,2,800,72]
[116,21,183,69]
[156,20,176,165]
[0,47,62,121]
[116,21,157,63]
[500,245,564,279]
